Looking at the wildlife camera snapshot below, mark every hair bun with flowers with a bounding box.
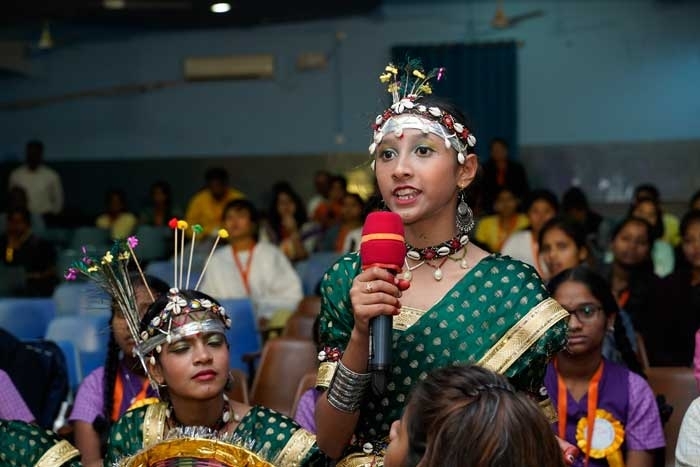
[369,59,477,167]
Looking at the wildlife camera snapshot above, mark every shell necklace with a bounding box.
[405,233,470,262]
[402,238,470,282]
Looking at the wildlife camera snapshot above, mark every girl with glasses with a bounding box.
[544,266,664,467]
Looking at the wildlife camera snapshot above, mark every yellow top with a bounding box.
[185,188,245,238]
[474,214,529,253]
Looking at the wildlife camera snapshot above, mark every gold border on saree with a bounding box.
[477,297,569,374]
[35,440,80,467]
[273,428,317,466]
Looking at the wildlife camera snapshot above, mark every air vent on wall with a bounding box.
[183,54,274,81]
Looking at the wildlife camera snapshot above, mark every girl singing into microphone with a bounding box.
[315,60,571,465]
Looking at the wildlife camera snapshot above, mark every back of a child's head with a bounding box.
[405,365,564,467]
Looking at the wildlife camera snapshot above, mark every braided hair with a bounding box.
[403,365,564,467]
[93,273,169,455]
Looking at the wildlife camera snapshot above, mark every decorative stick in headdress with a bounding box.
[186,224,203,290]
[125,235,155,302]
[177,220,188,289]
[194,228,229,290]
[168,217,179,288]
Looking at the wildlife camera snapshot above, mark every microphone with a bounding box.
[360,211,406,396]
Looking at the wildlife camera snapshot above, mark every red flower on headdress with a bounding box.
[442,114,454,130]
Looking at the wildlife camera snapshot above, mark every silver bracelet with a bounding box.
[327,361,371,413]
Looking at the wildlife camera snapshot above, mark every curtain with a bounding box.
[391,42,518,160]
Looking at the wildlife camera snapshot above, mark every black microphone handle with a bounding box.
[368,314,392,395]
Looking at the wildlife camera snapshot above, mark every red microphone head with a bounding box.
[360,211,406,273]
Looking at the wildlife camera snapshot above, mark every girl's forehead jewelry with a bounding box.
[369,60,477,168]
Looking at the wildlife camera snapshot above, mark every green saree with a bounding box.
[318,253,568,464]
[105,402,324,466]
[0,420,82,467]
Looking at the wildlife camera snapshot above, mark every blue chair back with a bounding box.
[296,252,341,295]
[145,260,196,289]
[134,225,170,263]
[52,281,111,315]
[220,298,262,376]
[53,339,82,391]
[45,314,111,378]
[0,298,56,340]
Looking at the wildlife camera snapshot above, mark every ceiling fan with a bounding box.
[490,0,545,29]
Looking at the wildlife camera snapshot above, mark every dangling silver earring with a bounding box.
[456,189,475,233]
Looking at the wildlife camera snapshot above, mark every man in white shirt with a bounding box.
[8,140,64,216]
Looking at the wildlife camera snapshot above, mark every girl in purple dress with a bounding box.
[544,267,664,467]
[68,273,168,467]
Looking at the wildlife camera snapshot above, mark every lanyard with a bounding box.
[616,289,630,309]
[232,244,255,296]
[556,358,604,467]
[112,371,150,421]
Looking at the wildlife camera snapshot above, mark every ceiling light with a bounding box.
[210,2,231,13]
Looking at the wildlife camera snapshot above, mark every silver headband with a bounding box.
[369,114,476,168]
[138,319,228,355]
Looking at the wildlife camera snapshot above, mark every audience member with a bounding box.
[597,217,660,337]
[95,189,138,240]
[629,197,675,277]
[561,186,611,262]
[384,365,566,467]
[264,182,321,262]
[647,210,700,366]
[474,186,528,253]
[8,140,64,217]
[480,137,530,213]
[0,207,57,296]
[319,192,365,253]
[306,170,331,220]
[69,273,169,467]
[139,180,182,227]
[676,397,700,467]
[200,199,302,328]
[634,183,680,246]
[502,188,558,279]
[0,369,35,422]
[184,167,244,238]
[312,174,346,229]
[540,217,635,365]
[0,186,46,235]
[539,217,592,278]
[545,267,663,467]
